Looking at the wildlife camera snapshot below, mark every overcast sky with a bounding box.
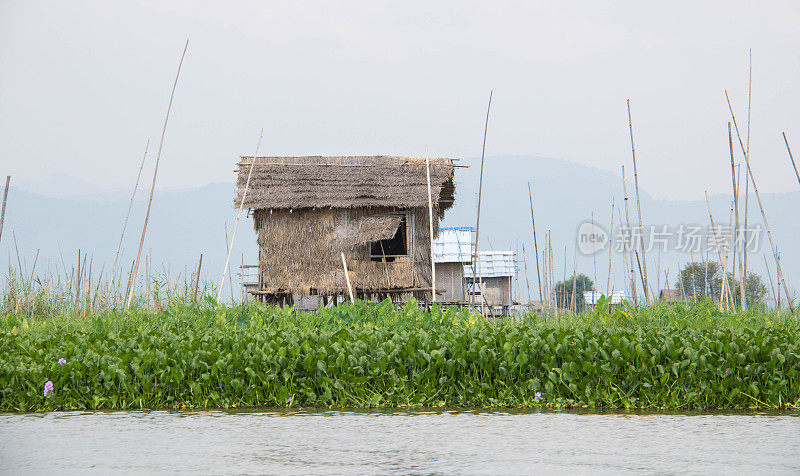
[1,1,798,200]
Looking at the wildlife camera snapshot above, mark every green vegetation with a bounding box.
[554,273,594,312]
[676,261,769,307]
[2,297,799,412]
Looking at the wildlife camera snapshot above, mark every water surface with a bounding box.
[1,410,799,474]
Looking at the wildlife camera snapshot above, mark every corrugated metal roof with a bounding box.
[584,290,626,305]
[464,251,516,278]
[434,228,472,263]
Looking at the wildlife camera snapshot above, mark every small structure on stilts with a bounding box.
[234,155,456,307]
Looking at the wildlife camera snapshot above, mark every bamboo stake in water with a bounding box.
[217,129,263,304]
[742,49,753,309]
[126,40,189,309]
[521,242,531,307]
[784,132,800,187]
[606,198,615,299]
[627,99,649,301]
[224,223,234,303]
[765,254,777,310]
[472,91,493,316]
[341,252,354,303]
[112,140,149,277]
[705,191,728,310]
[726,90,794,312]
[621,165,638,305]
[527,182,544,307]
[192,253,203,303]
[0,175,9,244]
[728,123,746,311]
[425,146,436,303]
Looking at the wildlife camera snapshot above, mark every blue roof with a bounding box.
[439,226,474,231]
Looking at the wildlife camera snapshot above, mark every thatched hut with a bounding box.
[235,156,456,305]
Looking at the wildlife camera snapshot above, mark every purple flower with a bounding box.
[534,392,542,400]
[58,358,66,366]
[44,380,54,397]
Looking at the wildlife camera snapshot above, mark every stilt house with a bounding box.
[235,156,456,305]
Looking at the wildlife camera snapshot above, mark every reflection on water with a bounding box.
[1,409,799,474]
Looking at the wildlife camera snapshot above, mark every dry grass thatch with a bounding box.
[255,207,437,295]
[235,156,455,212]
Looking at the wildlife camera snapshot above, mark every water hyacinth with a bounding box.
[1,300,798,411]
[58,358,66,366]
[43,381,54,397]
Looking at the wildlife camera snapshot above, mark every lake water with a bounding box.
[1,410,799,474]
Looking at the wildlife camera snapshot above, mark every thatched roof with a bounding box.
[235,156,455,211]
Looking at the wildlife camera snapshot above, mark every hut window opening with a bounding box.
[370,214,407,262]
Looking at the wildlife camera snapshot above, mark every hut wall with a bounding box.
[254,206,438,296]
[434,262,465,303]
[482,276,512,307]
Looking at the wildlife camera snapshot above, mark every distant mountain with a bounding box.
[1,157,798,303]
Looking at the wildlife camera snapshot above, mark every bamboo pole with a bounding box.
[765,255,777,310]
[783,132,800,187]
[726,91,794,312]
[705,191,728,310]
[425,146,436,303]
[549,232,557,318]
[472,91,492,316]
[606,198,614,298]
[591,211,598,295]
[621,165,638,305]
[0,175,9,244]
[570,248,578,313]
[192,253,203,303]
[341,252,354,303]
[112,140,149,277]
[126,40,188,309]
[522,242,531,306]
[728,123,746,311]
[217,129,263,304]
[720,201,735,309]
[627,99,649,301]
[527,182,544,307]
[742,49,752,309]
[224,223,234,303]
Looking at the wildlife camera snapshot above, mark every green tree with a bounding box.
[555,273,594,312]
[676,261,768,307]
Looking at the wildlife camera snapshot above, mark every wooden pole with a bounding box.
[472,91,492,316]
[627,99,649,301]
[527,182,544,307]
[728,123,746,311]
[217,129,263,304]
[126,40,188,309]
[341,252,354,303]
[192,253,203,303]
[112,140,149,277]
[725,91,794,312]
[549,232,557,318]
[783,132,800,187]
[425,146,436,303]
[0,175,9,244]
[621,165,638,305]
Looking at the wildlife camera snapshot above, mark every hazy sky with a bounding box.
[2,1,798,200]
